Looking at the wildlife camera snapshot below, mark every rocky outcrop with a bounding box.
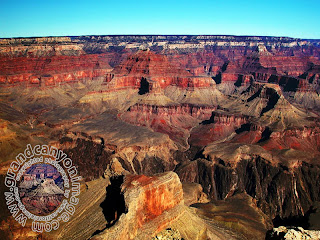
[66,112,179,176]
[267,226,320,240]
[152,228,182,240]
[182,182,209,206]
[91,172,185,240]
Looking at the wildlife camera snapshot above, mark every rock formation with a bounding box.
[267,226,320,240]
[91,172,219,240]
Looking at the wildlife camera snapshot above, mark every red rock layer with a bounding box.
[259,56,320,76]
[216,45,320,91]
[230,126,320,153]
[121,104,217,147]
[92,172,185,240]
[109,50,214,91]
[167,51,225,75]
[0,54,112,86]
[221,73,253,85]
[127,103,216,118]
[123,173,184,225]
[261,127,320,152]
[189,113,248,146]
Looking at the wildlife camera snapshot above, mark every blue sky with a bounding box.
[0,0,319,38]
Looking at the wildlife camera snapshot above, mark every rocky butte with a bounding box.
[0,35,320,240]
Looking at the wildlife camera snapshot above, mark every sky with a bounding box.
[0,0,319,39]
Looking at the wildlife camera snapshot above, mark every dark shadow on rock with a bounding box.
[201,112,215,125]
[267,74,279,83]
[235,123,252,134]
[100,176,127,228]
[260,88,280,116]
[265,229,285,240]
[272,205,316,230]
[234,75,243,87]
[138,77,149,95]
[283,78,299,92]
[212,73,221,84]
[258,127,272,143]
[279,76,299,92]
[247,87,262,102]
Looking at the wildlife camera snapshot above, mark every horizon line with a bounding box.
[1,34,320,41]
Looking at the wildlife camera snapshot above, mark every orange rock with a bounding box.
[92,172,185,240]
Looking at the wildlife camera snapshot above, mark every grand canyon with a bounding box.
[1,35,320,239]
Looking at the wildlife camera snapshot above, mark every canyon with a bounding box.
[0,35,320,239]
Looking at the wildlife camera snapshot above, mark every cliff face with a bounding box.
[120,104,216,148]
[176,156,320,220]
[189,112,248,146]
[90,172,191,240]
[106,50,214,92]
[0,54,113,86]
